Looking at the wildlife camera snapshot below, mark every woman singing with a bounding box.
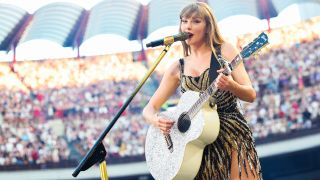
[143,2,262,179]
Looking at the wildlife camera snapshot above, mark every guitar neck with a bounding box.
[186,32,269,118]
[229,54,243,71]
[188,54,242,118]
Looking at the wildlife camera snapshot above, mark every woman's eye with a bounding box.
[193,19,201,23]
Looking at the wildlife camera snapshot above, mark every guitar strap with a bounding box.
[208,46,222,84]
[207,46,222,108]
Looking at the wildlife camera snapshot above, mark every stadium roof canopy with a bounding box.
[0,0,319,59]
[83,0,141,42]
[18,2,84,47]
[0,3,28,51]
[208,0,278,21]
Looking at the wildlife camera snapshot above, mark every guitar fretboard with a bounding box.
[187,54,242,118]
[185,32,268,119]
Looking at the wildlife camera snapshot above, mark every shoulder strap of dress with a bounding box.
[179,58,184,74]
[209,46,222,84]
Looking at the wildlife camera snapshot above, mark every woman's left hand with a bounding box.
[215,68,236,91]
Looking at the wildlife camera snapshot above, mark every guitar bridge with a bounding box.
[164,134,173,153]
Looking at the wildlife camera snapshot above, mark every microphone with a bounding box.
[146,32,190,48]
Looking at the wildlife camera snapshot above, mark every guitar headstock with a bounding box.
[241,32,269,59]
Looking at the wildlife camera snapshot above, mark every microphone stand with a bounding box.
[72,44,173,179]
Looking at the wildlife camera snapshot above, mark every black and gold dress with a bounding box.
[179,58,262,180]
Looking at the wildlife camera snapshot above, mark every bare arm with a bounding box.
[216,42,256,103]
[142,61,180,133]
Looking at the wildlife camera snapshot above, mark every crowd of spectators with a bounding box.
[237,16,320,139]
[0,16,319,169]
[0,53,150,167]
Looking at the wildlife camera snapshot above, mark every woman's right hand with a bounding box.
[153,114,175,135]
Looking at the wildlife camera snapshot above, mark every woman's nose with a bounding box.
[186,22,192,29]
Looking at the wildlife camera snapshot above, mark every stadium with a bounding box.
[0,0,319,179]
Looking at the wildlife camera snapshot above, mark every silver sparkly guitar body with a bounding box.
[145,91,220,180]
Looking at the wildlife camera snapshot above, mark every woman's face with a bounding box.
[180,13,207,46]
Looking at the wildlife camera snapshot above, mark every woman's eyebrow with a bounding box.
[181,16,202,20]
[191,15,203,19]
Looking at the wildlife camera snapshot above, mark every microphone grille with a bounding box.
[177,32,190,41]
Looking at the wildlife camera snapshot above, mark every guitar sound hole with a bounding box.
[177,112,191,133]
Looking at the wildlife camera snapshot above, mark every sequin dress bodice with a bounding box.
[180,67,240,115]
